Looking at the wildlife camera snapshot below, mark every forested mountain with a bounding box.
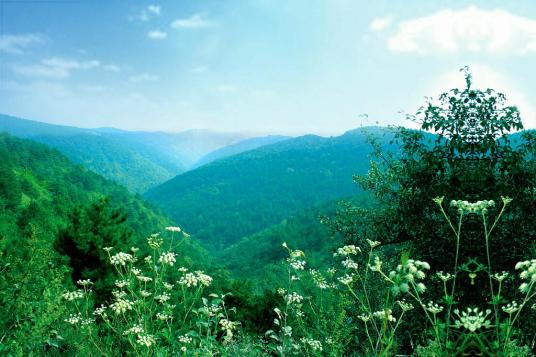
[146,127,393,250]
[193,135,291,168]
[0,114,252,192]
[0,133,210,351]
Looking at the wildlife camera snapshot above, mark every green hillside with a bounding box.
[146,127,392,250]
[0,114,184,192]
[0,133,211,352]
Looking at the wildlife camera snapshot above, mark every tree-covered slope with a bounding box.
[146,127,392,250]
[0,133,212,352]
[0,132,170,241]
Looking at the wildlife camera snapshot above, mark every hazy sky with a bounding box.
[2,1,536,135]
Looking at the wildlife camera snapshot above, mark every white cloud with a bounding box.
[388,6,536,55]
[171,13,215,29]
[147,5,161,16]
[147,30,168,40]
[370,16,392,32]
[0,34,43,54]
[129,73,159,82]
[42,57,100,70]
[13,57,100,79]
[431,64,536,128]
[132,4,161,22]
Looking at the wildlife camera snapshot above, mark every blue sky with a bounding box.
[2,1,536,135]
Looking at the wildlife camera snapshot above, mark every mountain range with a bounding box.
[0,113,395,271]
[0,114,283,192]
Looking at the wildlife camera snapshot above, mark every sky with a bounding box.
[2,0,536,136]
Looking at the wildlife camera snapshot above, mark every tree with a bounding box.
[55,197,134,301]
[323,67,536,351]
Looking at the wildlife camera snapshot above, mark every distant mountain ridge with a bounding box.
[193,135,291,168]
[0,114,280,192]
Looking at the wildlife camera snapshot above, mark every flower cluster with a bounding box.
[516,260,536,293]
[178,335,192,344]
[366,239,381,249]
[62,290,84,301]
[286,292,304,305]
[387,259,429,295]
[337,273,354,286]
[110,298,134,315]
[148,233,163,249]
[373,309,396,322]
[137,333,156,348]
[301,337,323,352]
[309,269,329,289]
[283,243,306,270]
[450,200,495,214]
[123,324,144,336]
[110,252,134,266]
[492,271,509,282]
[155,292,171,303]
[453,308,492,332]
[158,252,176,266]
[397,300,414,312]
[425,301,444,314]
[76,279,93,287]
[178,270,212,287]
[436,271,453,282]
[334,245,360,257]
[341,257,359,270]
[502,301,520,314]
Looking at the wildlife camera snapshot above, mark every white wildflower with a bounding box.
[301,337,323,352]
[425,301,444,314]
[342,257,359,270]
[366,239,381,248]
[502,301,520,314]
[289,259,306,270]
[110,252,133,266]
[178,335,192,344]
[155,292,171,303]
[76,279,93,287]
[123,324,144,336]
[338,274,354,285]
[137,333,156,347]
[110,299,134,314]
[163,282,173,290]
[286,292,304,305]
[373,309,396,322]
[159,252,177,266]
[148,233,163,249]
[62,290,84,301]
[156,312,171,321]
[115,280,129,288]
[136,275,153,283]
[335,245,360,256]
[65,312,82,325]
